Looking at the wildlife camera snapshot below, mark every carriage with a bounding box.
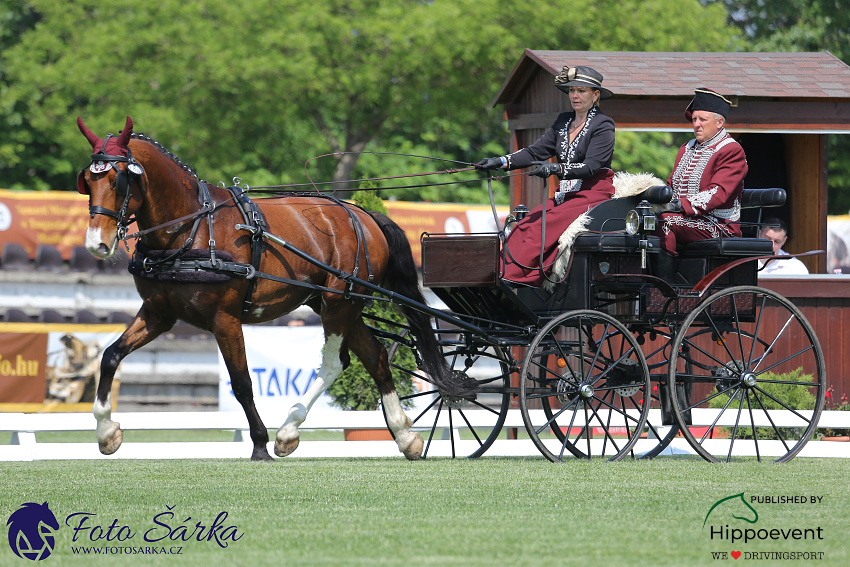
[75,116,824,464]
[379,184,825,463]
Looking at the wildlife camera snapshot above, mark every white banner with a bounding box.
[218,326,330,415]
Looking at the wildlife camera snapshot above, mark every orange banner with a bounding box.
[0,189,91,259]
[0,331,47,403]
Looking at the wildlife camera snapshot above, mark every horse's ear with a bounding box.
[77,116,101,148]
[116,116,133,147]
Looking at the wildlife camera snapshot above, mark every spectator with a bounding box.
[758,218,809,276]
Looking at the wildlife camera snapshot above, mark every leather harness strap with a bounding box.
[224,185,267,318]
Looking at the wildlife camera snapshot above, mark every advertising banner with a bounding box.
[0,323,123,412]
[218,326,330,414]
[0,189,94,259]
[219,326,436,418]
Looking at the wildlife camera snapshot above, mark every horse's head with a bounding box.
[76,116,146,258]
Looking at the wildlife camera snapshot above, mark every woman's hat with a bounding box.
[554,66,613,99]
[685,88,732,121]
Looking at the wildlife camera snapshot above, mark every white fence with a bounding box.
[1,409,849,461]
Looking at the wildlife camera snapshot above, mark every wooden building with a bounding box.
[493,50,850,274]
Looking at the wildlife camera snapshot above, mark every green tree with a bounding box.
[1,0,739,201]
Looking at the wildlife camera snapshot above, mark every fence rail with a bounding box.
[1,409,849,461]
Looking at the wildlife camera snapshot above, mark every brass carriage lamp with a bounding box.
[625,200,656,235]
[504,204,530,237]
[626,200,657,269]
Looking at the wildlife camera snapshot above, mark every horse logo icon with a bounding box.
[704,492,759,528]
[6,502,60,561]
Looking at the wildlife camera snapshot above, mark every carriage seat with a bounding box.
[678,187,786,258]
[573,232,661,253]
[679,237,772,257]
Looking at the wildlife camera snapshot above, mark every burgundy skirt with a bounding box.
[502,170,615,286]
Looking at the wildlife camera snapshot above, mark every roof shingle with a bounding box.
[497,50,850,103]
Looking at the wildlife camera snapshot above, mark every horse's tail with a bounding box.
[369,212,477,399]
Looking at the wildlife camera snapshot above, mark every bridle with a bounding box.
[76,134,146,241]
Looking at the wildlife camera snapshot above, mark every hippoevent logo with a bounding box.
[6,502,59,561]
[5,502,244,560]
[704,492,826,561]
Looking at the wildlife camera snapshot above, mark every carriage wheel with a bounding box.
[383,332,511,458]
[519,310,650,462]
[668,286,825,463]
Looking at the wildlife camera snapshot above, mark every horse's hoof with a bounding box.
[402,434,424,461]
[99,428,123,455]
[251,448,274,462]
[275,437,300,457]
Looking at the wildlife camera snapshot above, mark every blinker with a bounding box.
[90,161,112,173]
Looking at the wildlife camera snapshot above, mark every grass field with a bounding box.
[1,454,847,566]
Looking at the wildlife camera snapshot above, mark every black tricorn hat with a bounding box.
[554,66,613,99]
[685,88,732,121]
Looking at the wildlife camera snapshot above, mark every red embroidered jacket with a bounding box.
[666,129,747,224]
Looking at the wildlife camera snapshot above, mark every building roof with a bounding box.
[495,50,850,105]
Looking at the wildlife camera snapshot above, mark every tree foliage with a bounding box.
[2,0,738,200]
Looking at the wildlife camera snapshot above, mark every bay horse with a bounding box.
[76,116,474,461]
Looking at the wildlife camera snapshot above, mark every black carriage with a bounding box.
[380,186,825,463]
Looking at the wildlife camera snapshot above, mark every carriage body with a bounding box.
[407,188,825,463]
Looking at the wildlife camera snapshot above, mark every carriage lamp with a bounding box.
[625,200,656,235]
[512,204,529,221]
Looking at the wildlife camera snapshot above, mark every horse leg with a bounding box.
[346,319,423,460]
[215,319,273,462]
[275,333,344,457]
[93,308,171,455]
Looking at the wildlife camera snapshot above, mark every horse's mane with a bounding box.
[131,132,198,179]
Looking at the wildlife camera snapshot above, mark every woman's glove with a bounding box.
[475,157,503,170]
[529,162,562,178]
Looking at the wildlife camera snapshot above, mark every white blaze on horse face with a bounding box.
[84,226,116,259]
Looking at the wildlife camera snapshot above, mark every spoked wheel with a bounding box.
[384,332,512,458]
[668,286,825,463]
[632,326,681,459]
[519,310,650,462]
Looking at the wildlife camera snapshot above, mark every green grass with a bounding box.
[2,457,848,566]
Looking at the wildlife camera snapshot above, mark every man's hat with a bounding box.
[554,66,613,99]
[685,88,732,121]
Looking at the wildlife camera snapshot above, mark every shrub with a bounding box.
[820,385,850,438]
[709,368,816,440]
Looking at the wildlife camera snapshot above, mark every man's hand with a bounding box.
[529,162,561,178]
[475,157,503,170]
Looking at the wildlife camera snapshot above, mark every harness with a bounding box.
[130,182,268,318]
[79,142,378,318]
[77,135,146,242]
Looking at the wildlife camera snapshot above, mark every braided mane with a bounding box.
[131,132,198,179]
